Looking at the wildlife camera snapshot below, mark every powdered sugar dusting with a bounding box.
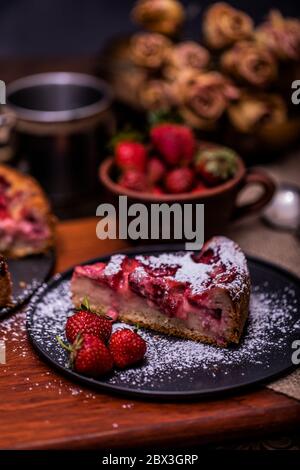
[0,287,97,401]
[107,285,298,388]
[210,236,249,299]
[137,253,185,269]
[27,270,299,393]
[103,254,126,276]
[75,238,249,306]
[136,237,249,300]
[137,252,211,290]
[213,236,246,272]
[174,257,211,289]
[0,278,40,315]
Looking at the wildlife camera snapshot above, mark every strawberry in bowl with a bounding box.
[103,123,242,196]
[195,146,238,186]
[150,123,196,166]
[99,122,275,238]
[115,141,147,172]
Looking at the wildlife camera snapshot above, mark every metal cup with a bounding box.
[7,72,114,214]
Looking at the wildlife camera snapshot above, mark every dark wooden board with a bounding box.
[0,217,299,450]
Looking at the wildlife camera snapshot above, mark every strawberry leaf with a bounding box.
[56,335,72,352]
[148,109,184,127]
[80,296,90,311]
[108,129,144,151]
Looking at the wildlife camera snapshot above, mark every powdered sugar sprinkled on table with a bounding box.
[0,294,98,401]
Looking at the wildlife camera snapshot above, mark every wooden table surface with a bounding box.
[0,217,299,450]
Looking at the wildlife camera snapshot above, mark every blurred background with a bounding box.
[0,2,300,451]
[0,0,299,220]
[0,0,299,58]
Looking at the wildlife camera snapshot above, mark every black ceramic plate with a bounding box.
[26,246,300,399]
[0,250,55,318]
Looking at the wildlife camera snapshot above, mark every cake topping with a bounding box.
[135,237,249,300]
[75,263,105,280]
[74,237,249,316]
[174,255,211,288]
[103,254,126,276]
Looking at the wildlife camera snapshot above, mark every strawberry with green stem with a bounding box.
[195,147,238,186]
[57,333,113,377]
[109,328,147,369]
[66,296,112,343]
[150,123,196,166]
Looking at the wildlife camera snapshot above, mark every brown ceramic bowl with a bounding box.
[99,155,275,240]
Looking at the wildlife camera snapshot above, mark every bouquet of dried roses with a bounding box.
[105,0,300,156]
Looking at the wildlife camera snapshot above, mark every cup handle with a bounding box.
[232,168,276,220]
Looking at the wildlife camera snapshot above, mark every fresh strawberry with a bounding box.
[119,169,148,192]
[152,185,165,195]
[109,328,147,369]
[194,147,238,186]
[57,333,113,377]
[150,124,196,166]
[191,181,207,194]
[115,141,147,172]
[66,309,112,344]
[73,334,113,376]
[164,168,195,194]
[147,157,166,185]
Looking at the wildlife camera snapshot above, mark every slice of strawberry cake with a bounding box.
[71,237,250,347]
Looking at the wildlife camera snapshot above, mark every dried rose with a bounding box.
[228,91,287,133]
[256,10,300,62]
[110,65,148,108]
[138,79,176,111]
[164,41,210,80]
[130,32,172,69]
[203,2,253,50]
[174,70,239,129]
[131,0,185,36]
[221,41,278,88]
